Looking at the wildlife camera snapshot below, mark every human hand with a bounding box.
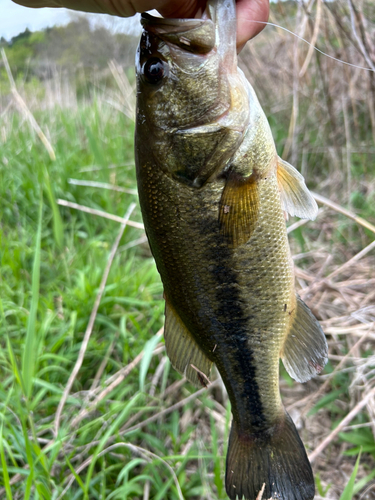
[12,0,269,50]
[151,0,269,50]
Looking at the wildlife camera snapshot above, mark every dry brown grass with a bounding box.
[238,2,375,494]
[286,211,375,497]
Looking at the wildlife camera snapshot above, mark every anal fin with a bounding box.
[219,170,259,247]
[164,300,212,388]
[281,295,328,383]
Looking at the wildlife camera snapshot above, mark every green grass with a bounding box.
[0,100,235,499]
[1,87,374,498]
[3,2,375,494]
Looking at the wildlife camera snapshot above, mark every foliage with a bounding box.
[0,18,137,99]
[1,0,375,498]
[339,453,361,500]
[0,100,232,499]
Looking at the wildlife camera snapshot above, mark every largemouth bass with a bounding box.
[134,1,328,498]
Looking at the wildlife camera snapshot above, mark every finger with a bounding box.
[12,0,135,16]
[11,0,198,17]
[236,0,269,51]
[12,0,269,47]
[157,0,206,18]
[158,0,270,51]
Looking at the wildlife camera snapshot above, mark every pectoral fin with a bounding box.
[164,300,212,387]
[277,157,318,220]
[219,171,259,248]
[281,295,328,383]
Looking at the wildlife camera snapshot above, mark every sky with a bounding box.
[0,0,142,41]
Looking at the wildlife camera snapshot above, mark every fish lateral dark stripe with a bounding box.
[225,413,315,500]
[199,212,266,428]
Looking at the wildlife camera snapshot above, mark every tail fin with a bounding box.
[225,412,314,500]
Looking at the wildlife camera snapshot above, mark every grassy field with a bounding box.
[1,1,375,499]
[0,94,236,499]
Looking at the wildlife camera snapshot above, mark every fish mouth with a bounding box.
[141,13,205,32]
[140,0,236,66]
[141,12,216,54]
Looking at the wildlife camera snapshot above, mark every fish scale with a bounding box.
[135,0,328,498]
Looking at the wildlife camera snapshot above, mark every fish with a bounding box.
[134,0,328,499]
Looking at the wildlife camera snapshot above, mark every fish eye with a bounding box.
[142,57,166,84]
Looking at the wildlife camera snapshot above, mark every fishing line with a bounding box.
[249,20,375,73]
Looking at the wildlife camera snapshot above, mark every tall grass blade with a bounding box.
[6,336,26,394]
[353,468,375,495]
[22,194,43,399]
[43,164,64,249]
[85,125,105,167]
[22,420,35,500]
[116,458,146,485]
[339,451,361,500]
[139,333,161,393]
[0,424,13,500]
[65,455,86,492]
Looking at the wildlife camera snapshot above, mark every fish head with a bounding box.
[136,14,218,130]
[135,0,249,187]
